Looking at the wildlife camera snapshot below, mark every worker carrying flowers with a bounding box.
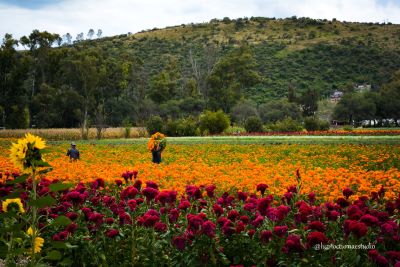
[147,132,167,164]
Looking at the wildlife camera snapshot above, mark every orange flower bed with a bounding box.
[1,141,399,200]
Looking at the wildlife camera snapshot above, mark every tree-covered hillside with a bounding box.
[1,16,400,129]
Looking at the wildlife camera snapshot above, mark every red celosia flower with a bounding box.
[169,208,180,223]
[248,229,256,238]
[187,214,204,232]
[205,185,216,198]
[227,210,240,221]
[155,222,167,232]
[133,179,142,190]
[260,230,273,243]
[342,187,354,199]
[308,192,316,204]
[305,221,326,232]
[105,218,114,225]
[381,221,398,236]
[65,223,77,233]
[306,231,328,248]
[178,199,191,210]
[282,234,303,253]
[347,205,363,220]
[336,197,349,208]
[360,214,379,226]
[146,181,159,190]
[119,212,132,225]
[115,179,123,186]
[257,196,273,216]
[89,212,104,226]
[106,229,119,238]
[235,221,245,233]
[186,185,202,199]
[156,190,177,205]
[172,236,186,251]
[256,183,268,195]
[251,216,264,228]
[240,215,249,224]
[237,191,248,202]
[217,217,229,227]
[287,185,298,193]
[142,187,159,201]
[66,212,78,221]
[127,199,137,211]
[222,220,235,236]
[273,226,288,237]
[202,220,216,237]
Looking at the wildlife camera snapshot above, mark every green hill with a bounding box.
[1,16,400,128]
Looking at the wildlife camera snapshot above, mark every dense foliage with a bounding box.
[1,17,400,129]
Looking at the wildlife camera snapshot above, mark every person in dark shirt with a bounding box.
[67,142,80,162]
[151,144,162,164]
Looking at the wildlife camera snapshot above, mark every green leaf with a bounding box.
[38,167,53,175]
[33,160,51,167]
[51,216,72,227]
[50,241,68,249]
[49,182,73,192]
[46,250,62,260]
[6,174,29,185]
[28,195,56,208]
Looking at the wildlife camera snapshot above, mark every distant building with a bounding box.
[354,84,371,92]
[330,90,343,103]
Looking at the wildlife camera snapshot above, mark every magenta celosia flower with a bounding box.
[115,179,123,186]
[257,196,273,216]
[156,190,177,205]
[119,212,132,225]
[88,212,104,226]
[240,215,249,224]
[186,185,202,199]
[106,229,119,238]
[347,205,363,220]
[381,221,398,236]
[248,229,256,238]
[205,185,216,198]
[222,220,235,236]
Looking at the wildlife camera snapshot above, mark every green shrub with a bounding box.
[164,119,179,136]
[224,126,247,135]
[270,118,303,132]
[176,117,199,136]
[244,116,263,133]
[199,110,230,135]
[146,115,164,135]
[304,117,330,131]
[343,125,354,131]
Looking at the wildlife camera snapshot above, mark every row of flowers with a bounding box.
[1,173,400,266]
[227,129,400,136]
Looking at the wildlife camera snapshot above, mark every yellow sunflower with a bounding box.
[2,198,25,213]
[27,227,44,253]
[24,133,46,150]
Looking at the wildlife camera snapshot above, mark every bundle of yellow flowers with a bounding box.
[9,133,47,173]
[147,132,167,151]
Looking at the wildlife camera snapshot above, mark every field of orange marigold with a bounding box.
[0,140,399,201]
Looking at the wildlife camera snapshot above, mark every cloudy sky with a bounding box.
[1,0,400,40]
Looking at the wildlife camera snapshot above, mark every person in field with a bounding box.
[67,142,80,162]
[152,143,162,164]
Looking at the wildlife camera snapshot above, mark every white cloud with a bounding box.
[0,0,399,40]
